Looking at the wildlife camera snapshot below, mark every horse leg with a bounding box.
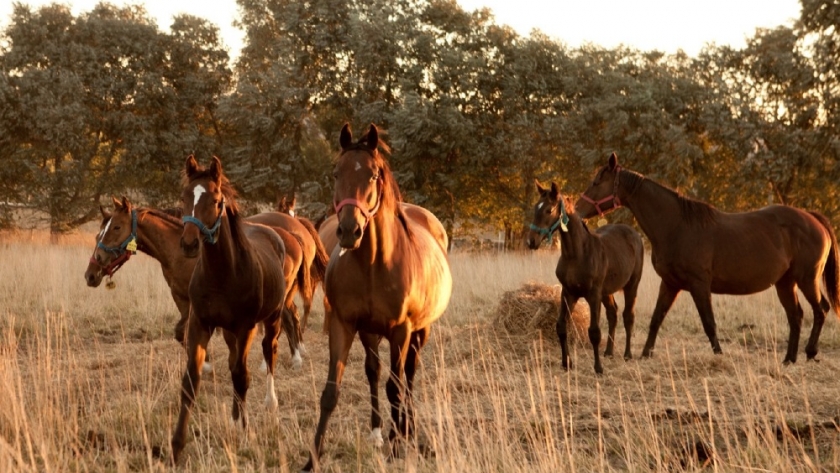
[170,311,212,464]
[557,290,579,370]
[586,292,605,374]
[302,316,356,472]
[230,327,257,430]
[641,282,681,358]
[800,278,826,361]
[281,304,302,370]
[602,294,618,358]
[773,275,803,363]
[262,315,282,410]
[403,326,430,442]
[386,323,412,458]
[688,286,722,354]
[622,277,640,361]
[360,332,384,447]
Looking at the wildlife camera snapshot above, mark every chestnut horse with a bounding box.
[83,198,307,369]
[577,153,840,363]
[528,181,644,374]
[170,156,290,463]
[302,124,452,471]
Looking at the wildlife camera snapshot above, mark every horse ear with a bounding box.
[535,179,547,194]
[608,152,618,170]
[340,123,352,149]
[289,195,296,207]
[210,156,223,183]
[121,196,131,212]
[366,124,379,151]
[99,205,110,219]
[111,196,122,210]
[549,182,560,199]
[185,155,199,178]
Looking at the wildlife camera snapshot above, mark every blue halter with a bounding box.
[97,210,138,256]
[182,200,226,244]
[529,199,570,237]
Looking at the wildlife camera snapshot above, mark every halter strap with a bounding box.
[529,199,570,237]
[334,177,382,228]
[91,210,138,277]
[579,165,622,217]
[182,199,226,244]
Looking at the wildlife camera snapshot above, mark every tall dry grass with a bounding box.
[1,234,839,472]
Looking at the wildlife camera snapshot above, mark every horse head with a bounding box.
[180,155,229,257]
[85,196,138,287]
[528,180,568,249]
[576,152,623,219]
[332,123,397,250]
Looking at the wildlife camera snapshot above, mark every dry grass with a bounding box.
[1,234,840,472]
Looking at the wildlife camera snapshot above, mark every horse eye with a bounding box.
[114,226,121,230]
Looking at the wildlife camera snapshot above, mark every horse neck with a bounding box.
[558,210,588,258]
[136,210,183,267]
[199,212,250,276]
[359,205,402,264]
[622,178,682,248]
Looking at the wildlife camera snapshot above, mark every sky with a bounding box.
[0,0,802,59]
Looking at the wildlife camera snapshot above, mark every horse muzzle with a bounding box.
[84,265,103,287]
[336,220,363,250]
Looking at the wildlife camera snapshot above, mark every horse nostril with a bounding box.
[336,226,343,238]
[353,226,362,239]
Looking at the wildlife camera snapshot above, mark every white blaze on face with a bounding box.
[192,184,207,217]
[99,218,112,241]
[537,202,543,210]
[354,161,362,172]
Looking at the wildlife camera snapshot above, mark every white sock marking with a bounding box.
[369,428,384,448]
[298,343,306,356]
[202,361,213,374]
[192,185,206,216]
[259,359,267,373]
[264,374,278,410]
[289,210,295,217]
[292,348,302,370]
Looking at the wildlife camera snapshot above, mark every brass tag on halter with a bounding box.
[597,218,608,228]
[106,279,116,290]
[126,238,137,253]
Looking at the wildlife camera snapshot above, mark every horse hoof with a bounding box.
[782,358,795,366]
[595,366,604,375]
[369,428,384,448]
[641,350,653,359]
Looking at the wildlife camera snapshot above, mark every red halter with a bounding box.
[579,165,622,217]
[334,177,382,227]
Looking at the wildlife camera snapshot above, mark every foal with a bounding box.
[528,181,644,374]
[171,156,289,463]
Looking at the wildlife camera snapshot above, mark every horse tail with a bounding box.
[290,231,313,331]
[298,217,329,289]
[810,211,840,317]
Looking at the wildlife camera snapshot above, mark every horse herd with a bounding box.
[82,124,840,470]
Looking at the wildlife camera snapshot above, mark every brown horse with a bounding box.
[83,198,307,369]
[302,124,452,471]
[577,153,840,363]
[528,180,644,374]
[170,156,290,463]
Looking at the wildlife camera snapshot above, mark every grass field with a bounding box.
[1,231,839,472]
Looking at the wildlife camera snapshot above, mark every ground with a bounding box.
[1,232,839,472]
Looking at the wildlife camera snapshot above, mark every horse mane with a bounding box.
[141,207,183,228]
[622,169,718,227]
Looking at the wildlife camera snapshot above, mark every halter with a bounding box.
[334,175,382,231]
[579,165,622,217]
[90,210,138,277]
[182,199,226,244]
[529,199,570,237]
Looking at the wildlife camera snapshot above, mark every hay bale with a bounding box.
[494,281,590,346]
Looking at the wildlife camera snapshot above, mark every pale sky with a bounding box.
[1,1,801,59]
